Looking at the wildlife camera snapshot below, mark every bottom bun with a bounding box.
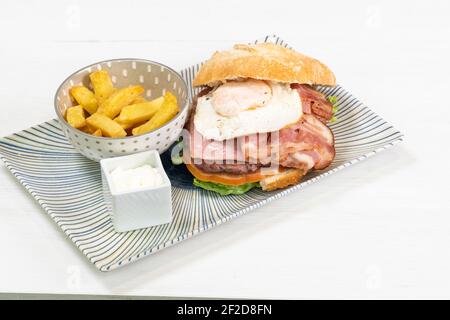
[260,168,306,191]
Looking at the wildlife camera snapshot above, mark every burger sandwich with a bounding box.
[180,43,337,195]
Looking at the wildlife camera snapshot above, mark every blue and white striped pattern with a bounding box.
[0,35,403,271]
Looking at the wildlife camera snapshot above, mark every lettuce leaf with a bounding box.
[193,178,259,196]
[328,95,337,104]
[328,95,338,123]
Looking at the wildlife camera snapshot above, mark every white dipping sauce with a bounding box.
[110,164,163,193]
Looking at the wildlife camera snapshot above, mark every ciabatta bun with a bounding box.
[193,43,336,87]
[260,168,306,191]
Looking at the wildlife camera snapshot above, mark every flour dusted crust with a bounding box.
[193,43,336,87]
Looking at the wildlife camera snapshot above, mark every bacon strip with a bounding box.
[291,84,334,123]
[278,114,335,170]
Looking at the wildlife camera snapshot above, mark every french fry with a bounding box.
[67,69,177,139]
[131,95,147,104]
[85,122,98,133]
[89,70,115,104]
[97,85,144,118]
[66,105,86,129]
[69,86,98,114]
[92,129,102,137]
[86,113,127,138]
[132,92,179,136]
[116,96,164,124]
[114,117,135,130]
[80,125,98,134]
[114,117,147,132]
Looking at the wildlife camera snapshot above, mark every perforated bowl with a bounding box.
[54,59,189,162]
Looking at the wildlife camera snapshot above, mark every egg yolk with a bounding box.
[211,79,272,117]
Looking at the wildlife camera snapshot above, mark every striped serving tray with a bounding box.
[0,35,403,271]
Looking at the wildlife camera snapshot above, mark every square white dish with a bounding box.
[101,150,172,232]
[0,35,403,271]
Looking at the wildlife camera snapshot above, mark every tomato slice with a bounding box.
[186,163,280,186]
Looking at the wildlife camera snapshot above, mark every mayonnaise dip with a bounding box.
[110,164,163,193]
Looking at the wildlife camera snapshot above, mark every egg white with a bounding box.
[194,81,303,141]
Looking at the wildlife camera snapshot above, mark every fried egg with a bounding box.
[194,80,302,141]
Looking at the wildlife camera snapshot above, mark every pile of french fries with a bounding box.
[65,70,180,138]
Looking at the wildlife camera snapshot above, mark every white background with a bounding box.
[0,0,449,299]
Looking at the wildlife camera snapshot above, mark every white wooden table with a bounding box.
[0,0,449,299]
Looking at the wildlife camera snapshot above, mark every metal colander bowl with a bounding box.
[54,58,189,162]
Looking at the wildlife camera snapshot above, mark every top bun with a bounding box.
[193,43,336,87]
